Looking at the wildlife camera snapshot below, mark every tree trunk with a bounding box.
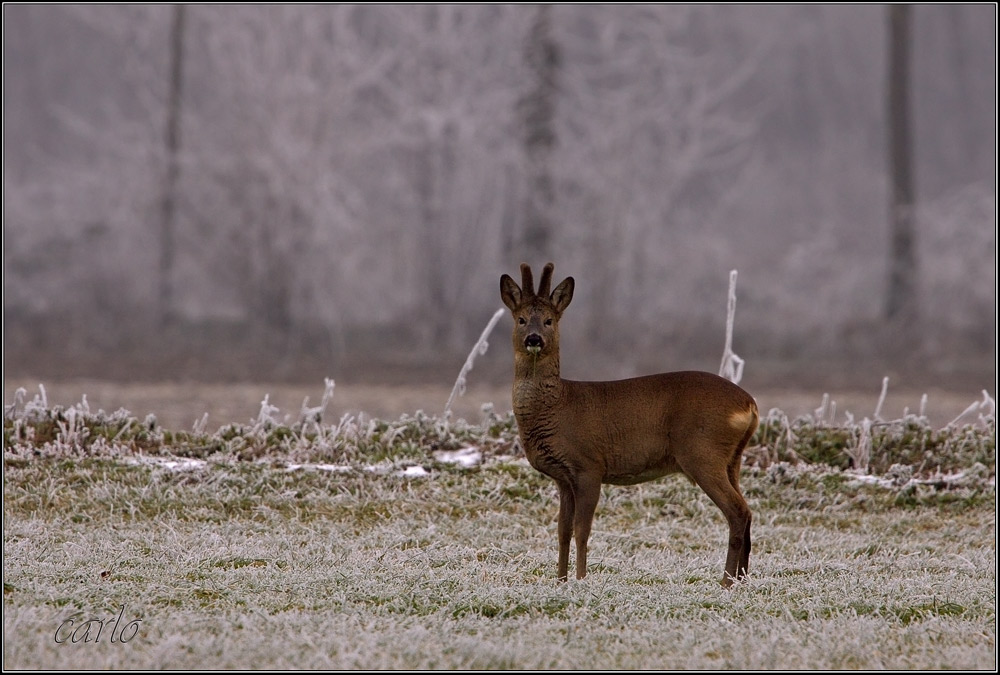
[885,4,919,327]
[518,5,559,262]
[159,4,186,326]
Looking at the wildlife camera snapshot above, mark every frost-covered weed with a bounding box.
[718,270,745,384]
[445,307,506,415]
[3,379,994,498]
[749,381,994,485]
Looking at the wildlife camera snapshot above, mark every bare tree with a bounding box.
[344,5,529,350]
[180,6,528,353]
[180,5,378,349]
[555,6,763,359]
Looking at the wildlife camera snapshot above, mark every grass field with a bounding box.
[3,383,996,669]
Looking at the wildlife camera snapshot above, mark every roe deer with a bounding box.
[500,262,759,587]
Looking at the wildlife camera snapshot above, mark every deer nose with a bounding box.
[525,334,544,352]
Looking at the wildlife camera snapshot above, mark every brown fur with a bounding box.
[501,262,759,587]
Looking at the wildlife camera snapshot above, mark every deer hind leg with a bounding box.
[728,455,752,579]
[681,456,752,588]
[556,482,575,581]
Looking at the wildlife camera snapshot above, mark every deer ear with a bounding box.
[550,277,574,314]
[500,274,522,312]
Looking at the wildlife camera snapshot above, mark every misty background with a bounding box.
[3,5,996,393]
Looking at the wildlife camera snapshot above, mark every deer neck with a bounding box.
[512,352,563,422]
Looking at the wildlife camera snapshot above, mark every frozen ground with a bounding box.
[3,377,994,669]
[4,447,994,669]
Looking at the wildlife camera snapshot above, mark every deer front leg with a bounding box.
[572,474,602,580]
[556,482,575,581]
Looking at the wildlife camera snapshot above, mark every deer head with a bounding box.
[500,262,574,364]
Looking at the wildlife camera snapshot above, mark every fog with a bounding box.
[3,5,995,390]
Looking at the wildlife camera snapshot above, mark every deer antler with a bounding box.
[520,263,536,297]
[537,263,555,298]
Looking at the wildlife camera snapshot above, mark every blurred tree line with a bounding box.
[3,5,995,385]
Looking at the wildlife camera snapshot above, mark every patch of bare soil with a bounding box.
[3,378,991,433]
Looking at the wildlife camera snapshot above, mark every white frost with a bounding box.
[433,446,482,468]
[285,462,352,473]
[123,455,207,472]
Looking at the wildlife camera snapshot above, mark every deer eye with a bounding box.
[518,317,527,325]
[544,318,553,326]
